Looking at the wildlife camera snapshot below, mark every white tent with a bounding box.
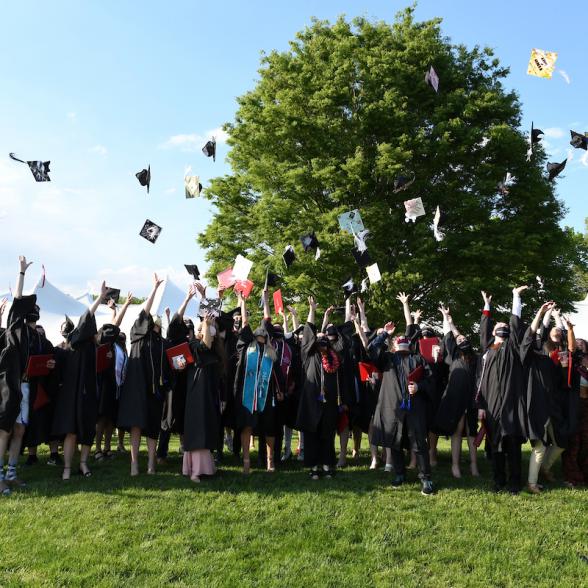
[570,293,588,340]
[76,292,94,306]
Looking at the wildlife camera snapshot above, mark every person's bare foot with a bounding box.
[62,466,71,481]
[470,464,480,477]
[451,465,462,479]
[190,475,200,483]
[130,462,139,477]
[242,458,250,475]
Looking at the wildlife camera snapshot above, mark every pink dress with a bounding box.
[182,449,216,479]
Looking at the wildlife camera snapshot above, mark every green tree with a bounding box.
[198,7,588,331]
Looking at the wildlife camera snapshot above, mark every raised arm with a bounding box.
[356,297,369,332]
[278,308,288,335]
[510,285,528,345]
[143,273,164,316]
[552,307,564,331]
[307,296,317,326]
[114,291,133,328]
[480,290,494,351]
[353,317,369,351]
[412,309,422,326]
[262,287,271,321]
[396,292,413,326]
[287,305,300,332]
[531,301,554,334]
[0,298,7,328]
[15,256,33,299]
[321,305,333,332]
[201,313,214,350]
[90,282,108,315]
[237,291,248,328]
[565,317,576,352]
[177,284,198,319]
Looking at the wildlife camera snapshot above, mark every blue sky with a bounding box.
[1,0,586,297]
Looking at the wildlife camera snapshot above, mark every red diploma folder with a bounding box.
[217,267,236,290]
[358,362,381,383]
[33,383,50,410]
[166,342,195,371]
[408,365,425,384]
[25,354,54,378]
[474,421,486,448]
[419,337,441,363]
[234,279,254,299]
[96,344,114,373]
[273,289,284,316]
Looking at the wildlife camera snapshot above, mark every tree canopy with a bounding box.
[198,7,588,330]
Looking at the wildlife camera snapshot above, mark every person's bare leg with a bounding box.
[130,427,141,476]
[467,436,480,476]
[6,423,26,485]
[117,428,126,452]
[352,426,362,460]
[429,432,439,467]
[451,416,465,478]
[338,427,349,468]
[266,436,275,472]
[147,437,156,473]
[95,418,105,456]
[241,428,252,473]
[62,433,76,480]
[79,444,91,476]
[407,450,417,469]
[103,421,114,454]
[0,429,11,493]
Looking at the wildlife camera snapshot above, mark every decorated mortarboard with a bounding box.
[366,263,381,285]
[258,242,275,255]
[185,174,202,198]
[283,245,296,268]
[432,205,446,242]
[300,232,319,253]
[352,247,372,268]
[136,165,151,193]
[184,264,200,279]
[101,287,120,304]
[546,159,567,181]
[232,254,253,281]
[202,138,216,161]
[264,270,280,288]
[497,172,517,195]
[404,197,426,223]
[9,153,50,182]
[199,297,222,317]
[342,277,356,298]
[139,219,162,243]
[527,122,544,160]
[424,66,439,93]
[360,277,369,293]
[338,209,365,234]
[393,174,415,193]
[353,228,370,253]
[527,48,558,79]
[570,130,588,151]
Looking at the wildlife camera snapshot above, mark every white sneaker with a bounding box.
[369,458,378,470]
[384,463,393,473]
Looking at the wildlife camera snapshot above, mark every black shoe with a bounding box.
[323,468,335,479]
[25,455,38,466]
[508,487,520,496]
[392,474,405,488]
[421,479,435,496]
[493,483,506,493]
[47,453,63,466]
[309,469,321,480]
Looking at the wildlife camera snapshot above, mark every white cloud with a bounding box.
[67,112,77,122]
[159,126,229,151]
[543,127,565,139]
[581,151,588,167]
[558,70,571,84]
[164,187,176,195]
[90,144,108,156]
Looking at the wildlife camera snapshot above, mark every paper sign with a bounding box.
[366,263,381,284]
[233,254,253,281]
[527,49,558,79]
[404,197,426,223]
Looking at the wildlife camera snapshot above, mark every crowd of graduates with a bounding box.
[0,256,587,497]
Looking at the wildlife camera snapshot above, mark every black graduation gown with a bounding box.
[52,310,99,445]
[221,329,239,430]
[368,332,433,449]
[166,313,189,434]
[117,310,171,440]
[478,312,527,448]
[283,334,303,430]
[335,321,361,429]
[183,340,222,451]
[295,323,350,434]
[434,332,478,436]
[0,296,37,432]
[23,331,57,447]
[96,323,120,421]
[233,325,282,436]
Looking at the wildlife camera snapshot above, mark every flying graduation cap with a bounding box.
[546,159,567,181]
[264,269,280,288]
[185,175,203,198]
[300,232,319,252]
[202,138,216,161]
[9,153,51,182]
[424,66,439,93]
[570,130,588,150]
[432,205,446,242]
[353,229,370,253]
[393,174,415,194]
[352,248,372,268]
[136,166,151,193]
[184,265,200,279]
[139,219,162,243]
[101,287,120,304]
[342,277,356,298]
[497,172,517,196]
[527,122,544,160]
[283,245,296,268]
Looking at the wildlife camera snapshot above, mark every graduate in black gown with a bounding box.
[477,287,528,494]
[181,312,223,482]
[118,274,171,476]
[95,294,133,461]
[435,305,480,479]
[233,290,283,473]
[296,296,350,479]
[52,281,107,480]
[368,302,435,495]
[0,257,56,492]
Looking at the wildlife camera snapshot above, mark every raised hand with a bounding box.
[481,291,492,305]
[153,273,164,289]
[0,298,7,318]
[125,291,133,306]
[540,301,555,313]
[308,296,317,309]
[99,281,108,300]
[107,299,117,310]
[396,292,409,305]
[286,305,298,316]
[356,297,365,314]
[412,309,422,323]
[19,255,33,273]
[165,307,171,321]
[513,285,528,295]
[325,305,334,316]
[438,305,450,317]
[384,321,396,334]
[194,282,206,298]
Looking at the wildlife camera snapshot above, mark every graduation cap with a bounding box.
[352,248,372,268]
[101,287,120,304]
[342,277,356,298]
[139,219,162,243]
[546,159,567,181]
[404,197,426,223]
[184,264,200,279]
[9,153,50,182]
[360,277,369,293]
[570,130,588,150]
[392,174,415,193]
[527,122,544,160]
[202,138,216,161]
[354,229,370,253]
[432,205,446,242]
[185,175,203,198]
[300,232,319,253]
[264,270,280,288]
[497,172,516,196]
[136,165,151,193]
[283,245,296,268]
[424,66,439,93]
[199,297,222,317]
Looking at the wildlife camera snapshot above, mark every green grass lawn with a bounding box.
[0,438,586,587]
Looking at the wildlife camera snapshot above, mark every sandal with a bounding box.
[104,450,115,460]
[94,451,104,462]
[62,466,71,481]
[78,462,92,478]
